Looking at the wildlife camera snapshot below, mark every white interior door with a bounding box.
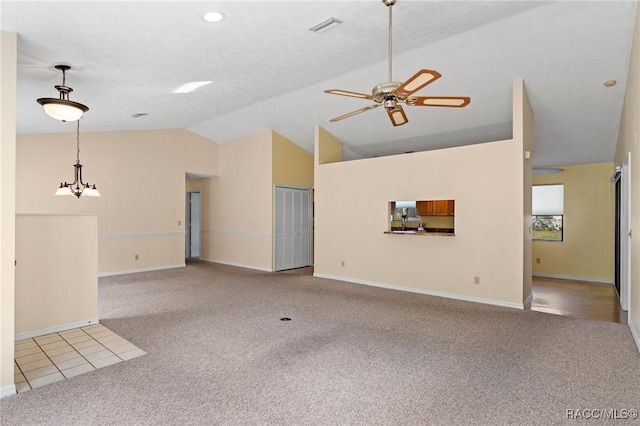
[275,186,311,271]
[620,153,631,311]
[186,192,201,259]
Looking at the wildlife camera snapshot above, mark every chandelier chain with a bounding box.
[76,119,81,165]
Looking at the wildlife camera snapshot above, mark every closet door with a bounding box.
[275,186,311,271]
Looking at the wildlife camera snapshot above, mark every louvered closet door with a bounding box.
[275,186,312,271]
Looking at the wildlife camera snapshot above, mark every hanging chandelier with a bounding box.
[55,119,100,198]
[37,65,89,122]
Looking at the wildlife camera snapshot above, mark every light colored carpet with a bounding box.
[2,261,639,425]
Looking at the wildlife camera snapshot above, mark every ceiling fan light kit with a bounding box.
[325,0,470,126]
[37,65,89,122]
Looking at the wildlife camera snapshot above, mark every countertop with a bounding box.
[384,230,454,236]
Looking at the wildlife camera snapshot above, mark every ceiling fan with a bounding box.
[324,0,470,127]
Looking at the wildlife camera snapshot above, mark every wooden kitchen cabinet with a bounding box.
[417,200,455,216]
[416,201,430,216]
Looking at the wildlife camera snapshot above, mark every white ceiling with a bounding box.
[1,0,637,166]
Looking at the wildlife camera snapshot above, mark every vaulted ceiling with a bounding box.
[2,1,637,166]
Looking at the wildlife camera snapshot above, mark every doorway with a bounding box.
[274,186,312,271]
[186,191,201,259]
[612,154,631,312]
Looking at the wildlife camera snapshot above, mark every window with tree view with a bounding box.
[532,184,563,241]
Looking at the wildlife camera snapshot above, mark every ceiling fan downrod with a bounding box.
[384,0,396,82]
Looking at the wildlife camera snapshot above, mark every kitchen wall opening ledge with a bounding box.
[388,199,455,236]
[384,230,455,236]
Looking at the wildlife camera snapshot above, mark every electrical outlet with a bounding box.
[474,276,480,284]
[135,254,139,260]
[341,260,345,267]
[536,258,541,264]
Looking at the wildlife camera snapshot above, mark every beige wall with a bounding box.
[16,129,218,275]
[272,131,313,188]
[515,79,534,304]
[314,137,526,307]
[313,81,531,308]
[192,130,314,271]
[615,3,640,350]
[0,31,17,398]
[532,163,615,283]
[197,131,274,270]
[15,215,98,337]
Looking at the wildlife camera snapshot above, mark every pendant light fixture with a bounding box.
[37,65,89,122]
[55,119,100,198]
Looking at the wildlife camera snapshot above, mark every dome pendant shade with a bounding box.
[37,65,89,122]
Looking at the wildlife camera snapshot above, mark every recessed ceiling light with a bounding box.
[604,80,617,87]
[172,81,213,93]
[202,12,225,23]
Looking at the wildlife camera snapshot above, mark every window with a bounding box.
[532,184,563,241]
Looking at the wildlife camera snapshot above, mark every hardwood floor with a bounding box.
[530,276,626,324]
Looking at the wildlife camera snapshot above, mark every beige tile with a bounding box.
[50,350,82,364]
[19,357,53,373]
[96,333,124,344]
[59,329,86,338]
[90,355,122,369]
[84,349,114,363]
[28,372,65,389]
[40,340,71,351]
[117,348,146,361]
[54,355,87,371]
[15,352,47,366]
[64,334,94,345]
[107,342,138,354]
[24,364,59,380]
[15,339,38,350]
[16,381,31,393]
[77,344,106,356]
[14,372,26,383]
[34,334,62,345]
[101,339,131,350]
[15,346,42,358]
[73,339,102,350]
[89,329,115,339]
[82,324,106,334]
[61,363,95,379]
[44,345,75,357]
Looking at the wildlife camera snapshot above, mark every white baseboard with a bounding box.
[98,263,185,278]
[523,291,534,308]
[532,272,613,284]
[313,273,526,310]
[15,318,99,341]
[629,321,640,353]
[1,384,16,399]
[200,258,272,272]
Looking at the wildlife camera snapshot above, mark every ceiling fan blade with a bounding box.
[407,96,471,108]
[394,69,442,97]
[324,89,373,100]
[387,105,408,127]
[329,104,380,122]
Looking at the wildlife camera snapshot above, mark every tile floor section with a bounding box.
[14,323,145,393]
